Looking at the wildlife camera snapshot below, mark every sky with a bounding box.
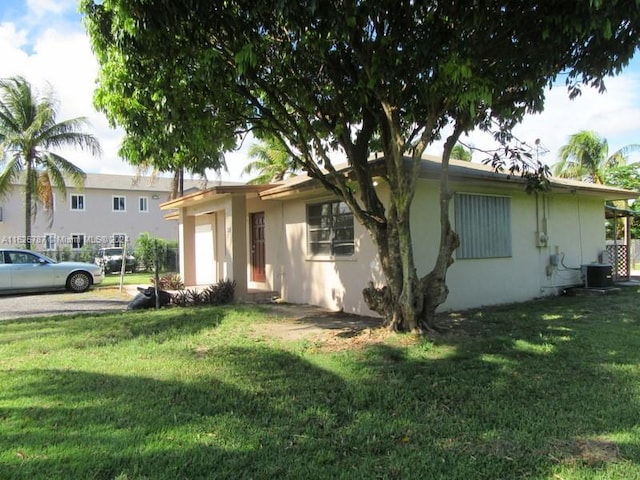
[1,0,639,182]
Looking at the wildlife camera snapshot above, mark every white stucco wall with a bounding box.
[277,193,383,316]
[274,179,609,315]
[175,178,611,316]
[443,183,604,311]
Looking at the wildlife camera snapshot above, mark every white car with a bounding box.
[0,249,105,294]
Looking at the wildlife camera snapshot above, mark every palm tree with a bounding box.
[0,76,101,248]
[553,130,640,184]
[451,143,472,161]
[243,135,298,184]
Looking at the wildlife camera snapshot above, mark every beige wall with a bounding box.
[175,179,609,316]
[274,179,609,315]
[277,193,383,316]
[0,183,179,251]
[443,183,604,311]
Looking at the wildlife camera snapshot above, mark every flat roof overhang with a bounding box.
[260,156,639,202]
[160,184,274,211]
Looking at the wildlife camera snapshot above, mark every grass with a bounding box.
[99,272,159,288]
[1,288,640,479]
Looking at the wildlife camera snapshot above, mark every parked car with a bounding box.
[0,249,104,294]
[94,247,138,274]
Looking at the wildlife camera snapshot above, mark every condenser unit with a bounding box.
[581,264,613,288]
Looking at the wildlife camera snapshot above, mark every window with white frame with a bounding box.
[112,196,126,212]
[139,196,149,213]
[307,200,355,256]
[45,233,56,250]
[71,194,85,211]
[112,234,126,247]
[71,234,85,250]
[455,193,512,259]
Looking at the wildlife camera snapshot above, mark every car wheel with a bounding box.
[67,271,92,293]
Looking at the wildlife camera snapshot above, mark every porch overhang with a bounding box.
[605,205,640,218]
[160,184,274,211]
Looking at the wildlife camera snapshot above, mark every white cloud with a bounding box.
[27,0,67,15]
[0,22,28,48]
[0,19,130,175]
[426,68,640,167]
[25,0,76,20]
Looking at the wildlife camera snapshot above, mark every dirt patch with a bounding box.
[250,304,398,349]
[551,437,624,467]
[249,304,482,350]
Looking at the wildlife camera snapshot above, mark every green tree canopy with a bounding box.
[553,130,640,183]
[82,0,640,331]
[0,76,101,248]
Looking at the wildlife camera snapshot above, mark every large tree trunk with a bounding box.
[363,201,422,332]
[363,207,455,333]
[363,135,460,332]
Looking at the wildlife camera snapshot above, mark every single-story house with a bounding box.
[160,155,638,315]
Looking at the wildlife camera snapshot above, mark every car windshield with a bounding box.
[103,248,123,256]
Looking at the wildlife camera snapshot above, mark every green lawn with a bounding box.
[99,272,159,288]
[1,287,640,479]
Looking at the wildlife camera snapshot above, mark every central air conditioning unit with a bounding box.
[581,264,613,288]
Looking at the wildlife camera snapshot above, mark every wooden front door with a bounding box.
[250,212,266,282]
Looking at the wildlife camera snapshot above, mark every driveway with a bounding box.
[0,287,132,321]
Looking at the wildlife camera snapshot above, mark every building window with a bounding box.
[307,200,354,256]
[112,234,126,247]
[45,233,56,250]
[139,196,149,213]
[455,193,512,259]
[71,234,85,250]
[112,196,126,212]
[0,206,3,222]
[71,194,85,211]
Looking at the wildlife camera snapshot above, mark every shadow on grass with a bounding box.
[2,290,640,479]
[0,307,226,349]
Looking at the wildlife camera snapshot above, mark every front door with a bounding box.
[250,212,266,283]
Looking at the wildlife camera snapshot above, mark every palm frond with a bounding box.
[0,157,23,199]
[43,152,87,189]
[553,130,624,184]
[39,121,102,157]
[0,75,99,240]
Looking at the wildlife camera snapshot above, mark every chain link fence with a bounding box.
[42,243,180,274]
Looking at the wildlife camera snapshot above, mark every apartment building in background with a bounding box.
[0,173,207,253]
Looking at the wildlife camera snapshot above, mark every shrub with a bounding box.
[135,233,174,272]
[171,279,236,308]
[187,289,205,305]
[152,273,184,290]
[171,289,190,307]
[203,279,236,305]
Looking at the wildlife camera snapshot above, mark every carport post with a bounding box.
[118,241,128,292]
[154,239,160,309]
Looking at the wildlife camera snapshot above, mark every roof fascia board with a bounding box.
[160,185,272,210]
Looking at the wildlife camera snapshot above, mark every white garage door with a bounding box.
[195,221,215,285]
